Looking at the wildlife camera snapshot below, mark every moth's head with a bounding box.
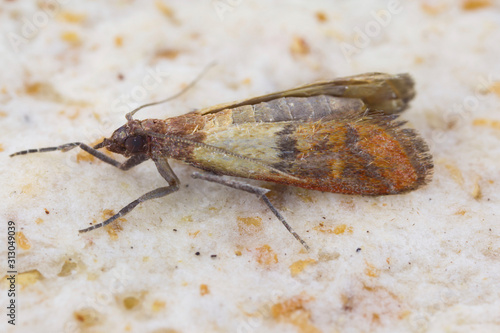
[95,121,149,157]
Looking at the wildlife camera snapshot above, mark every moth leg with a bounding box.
[191,171,310,250]
[10,142,149,170]
[115,154,150,171]
[79,156,179,233]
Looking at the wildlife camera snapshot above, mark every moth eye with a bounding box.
[125,136,147,153]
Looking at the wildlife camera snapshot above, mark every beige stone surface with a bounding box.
[1,1,499,332]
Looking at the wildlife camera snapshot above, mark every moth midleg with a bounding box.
[79,156,180,233]
[10,142,149,171]
[191,171,310,250]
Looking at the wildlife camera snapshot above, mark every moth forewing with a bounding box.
[169,98,432,196]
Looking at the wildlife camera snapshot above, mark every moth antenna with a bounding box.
[126,61,216,121]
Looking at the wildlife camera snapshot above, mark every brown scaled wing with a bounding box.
[161,73,432,195]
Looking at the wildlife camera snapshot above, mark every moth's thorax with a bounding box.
[151,113,208,161]
[140,118,169,134]
[161,112,208,136]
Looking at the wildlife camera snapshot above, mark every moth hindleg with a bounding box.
[191,171,310,250]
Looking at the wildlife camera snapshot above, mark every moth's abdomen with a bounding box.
[231,96,366,124]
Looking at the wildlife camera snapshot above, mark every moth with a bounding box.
[11,72,433,250]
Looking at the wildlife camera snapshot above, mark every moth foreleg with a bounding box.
[191,171,310,250]
[10,142,149,171]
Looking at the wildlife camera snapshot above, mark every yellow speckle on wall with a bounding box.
[255,245,278,265]
[123,296,140,310]
[61,31,80,45]
[237,216,263,235]
[200,284,210,296]
[365,262,381,278]
[58,12,86,23]
[16,232,31,250]
[290,259,317,277]
[462,0,492,11]
[18,270,43,289]
[152,300,166,312]
[473,118,500,130]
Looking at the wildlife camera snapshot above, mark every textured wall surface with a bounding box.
[1,1,499,332]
